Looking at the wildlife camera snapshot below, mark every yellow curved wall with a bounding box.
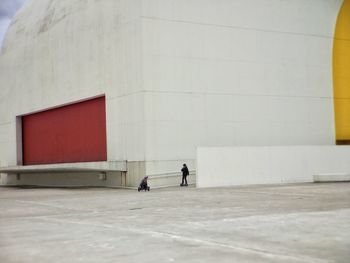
[333,0,350,143]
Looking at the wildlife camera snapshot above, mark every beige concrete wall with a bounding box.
[2,171,123,187]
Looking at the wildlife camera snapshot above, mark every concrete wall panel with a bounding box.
[197,146,350,188]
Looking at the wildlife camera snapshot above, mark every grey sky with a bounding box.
[0,0,26,49]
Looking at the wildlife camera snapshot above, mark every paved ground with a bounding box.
[0,183,349,263]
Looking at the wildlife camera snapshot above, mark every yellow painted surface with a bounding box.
[333,0,350,141]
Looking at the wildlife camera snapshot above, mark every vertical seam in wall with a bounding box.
[139,14,146,162]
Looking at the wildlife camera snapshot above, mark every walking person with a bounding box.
[180,163,189,186]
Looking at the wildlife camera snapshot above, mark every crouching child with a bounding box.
[138,176,150,191]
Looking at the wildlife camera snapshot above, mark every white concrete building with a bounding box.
[0,0,346,187]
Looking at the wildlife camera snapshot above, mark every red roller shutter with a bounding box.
[22,96,107,165]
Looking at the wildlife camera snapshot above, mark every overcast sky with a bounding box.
[0,0,26,49]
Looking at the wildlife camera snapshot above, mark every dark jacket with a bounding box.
[181,166,189,176]
[139,178,148,187]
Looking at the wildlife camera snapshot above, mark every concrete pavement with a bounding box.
[0,183,349,262]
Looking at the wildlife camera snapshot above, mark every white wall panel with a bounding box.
[145,121,206,160]
[144,92,205,122]
[197,146,350,188]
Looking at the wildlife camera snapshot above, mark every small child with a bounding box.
[138,176,150,191]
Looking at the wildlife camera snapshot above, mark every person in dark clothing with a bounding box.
[180,164,189,186]
[138,176,150,191]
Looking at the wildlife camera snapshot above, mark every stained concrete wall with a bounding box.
[197,146,350,188]
[1,172,124,188]
[0,0,144,167]
[0,0,146,186]
[0,0,344,187]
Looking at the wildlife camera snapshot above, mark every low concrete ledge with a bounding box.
[313,173,350,183]
[0,161,127,174]
[197,145,350,188]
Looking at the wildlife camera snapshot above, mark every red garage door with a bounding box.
[22,96,107,165]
